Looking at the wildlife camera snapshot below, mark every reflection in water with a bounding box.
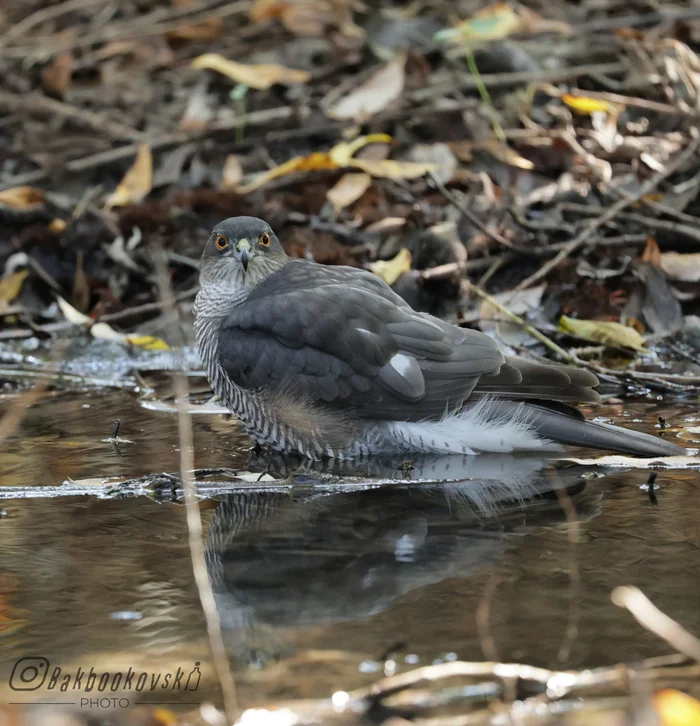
[204,456,599,666]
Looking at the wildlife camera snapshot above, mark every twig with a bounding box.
[430,174,533,254]
[461,279,572,361]
[511,131,700,295]
[152,246,239,725]
[0,91,147,143]
[0,106,293,190]
[612,586,700,661]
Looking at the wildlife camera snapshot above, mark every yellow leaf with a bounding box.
[329,133,392,166]
[369,249,412,285]
[49,218,67,234]
[0,270,29,305]
[561,94,617,115]
[655,689,700,726]
[327,56,405,121]
[235,152,339,194]
[349,157,437,179]
[326,172,372,210]
[126,335,170,351]
[57,295,92,325]
[0,186,44,208]
[191,53,310,90]
[105,144,153,208]
[435,3,521,45]
[558,315,647,351]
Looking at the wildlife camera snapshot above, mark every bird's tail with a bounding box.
[381,397,684,457]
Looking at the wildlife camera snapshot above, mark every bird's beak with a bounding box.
[236,239,251,271]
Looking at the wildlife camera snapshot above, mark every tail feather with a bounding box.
[479,400,684,457]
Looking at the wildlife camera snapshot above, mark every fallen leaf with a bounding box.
[659,252,700,282]
[0,270,29,307]
[369,249,412,285]
[350,157,438,178]
[0,186,44,208]
[236,133,428,193]
[558,315,647,351]
[327,56,405,121]
[410,143,457,184]
[326,172,372,210]
[478,139,534,170]
[125,335,170,351]
[219,154,244,190]
[49,218,67,234]
[655,689,700,726]
[105,145,153,208]
[166,0,223,41]
[191,53,310,89]
[250,0,361,38]
[561,94,619,115]
[58,297,169,349]
[642,237,662,267]
[41,51,73,97]
[479,284,545,346]
[434,3,521,45]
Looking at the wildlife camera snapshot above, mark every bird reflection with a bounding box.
[204,454,601,667]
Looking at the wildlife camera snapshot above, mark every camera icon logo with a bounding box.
[9,657,50,691]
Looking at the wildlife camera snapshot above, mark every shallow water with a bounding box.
[0,390,699,715]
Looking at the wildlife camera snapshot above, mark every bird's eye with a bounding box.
[215,235,229,250]
[259,233,271,247]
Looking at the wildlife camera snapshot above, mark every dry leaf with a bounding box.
[561,94,619,115]
[642,237,662,267]
[349,157,438,178]
[659,252,700,282]
[41,52,73,97]
[327,56,405,121]
[410,143,457,184]
[219,154,244,190]
[369,249,412,285]
[105,145,153,208]
[558,315,647,351]
[191,53,310,90]
[326,172,372,210]
[250,0,361,38]
[478,139,534,170]
[0,186,44,208]
[167,0,223,41]
[49,218,67,234]
[58,296,169,350]
[655,689,700,726]
[0,270,29,307]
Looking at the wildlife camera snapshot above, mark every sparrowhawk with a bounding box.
[194,217,683,460]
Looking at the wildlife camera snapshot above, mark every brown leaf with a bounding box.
[219,155,244,190]
[477,139,534,170]
[71,250,90,314]
[105,145,153,208]
[642,237,662,267]
[0,186,44,208]
[327,56,405,121]
[191,53,310,89]
[41,52,73,97]
[326,172,372,210]
[166,0,223,41]
[659,251,700,281]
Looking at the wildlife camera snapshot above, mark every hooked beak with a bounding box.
[236,239,251,271]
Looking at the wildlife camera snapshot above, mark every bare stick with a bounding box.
[511,130,700,294]
[152,246,239,723]
[612,586,700,661]
[461,279,572,361]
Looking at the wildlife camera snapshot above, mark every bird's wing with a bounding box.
[218,259,601,421]
[218,260,504,419]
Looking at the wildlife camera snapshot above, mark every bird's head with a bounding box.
[200,216,287,289]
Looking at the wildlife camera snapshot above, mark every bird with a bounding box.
[194,216,684,461]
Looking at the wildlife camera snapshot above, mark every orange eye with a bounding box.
[215,235,229,250]
[259,233,271,247]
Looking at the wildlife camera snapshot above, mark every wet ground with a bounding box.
[0,389,699,717]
